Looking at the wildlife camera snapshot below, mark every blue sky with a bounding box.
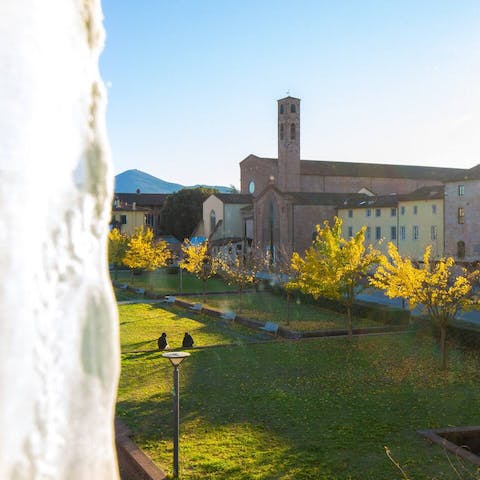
[100,1,480,188]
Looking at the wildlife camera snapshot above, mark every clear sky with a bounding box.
[100,0,480,189]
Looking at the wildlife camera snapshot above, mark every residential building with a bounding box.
[444,165,480,262]
[337,186,444,260]
[110,200,152,236]
[202,193,252,255]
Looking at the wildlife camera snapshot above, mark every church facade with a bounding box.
[239,96,469,258]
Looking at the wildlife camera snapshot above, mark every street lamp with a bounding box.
[162,351,190,478]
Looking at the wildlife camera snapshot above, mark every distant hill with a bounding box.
[114,169,234,194]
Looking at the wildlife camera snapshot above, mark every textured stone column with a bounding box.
[0,1,119,479]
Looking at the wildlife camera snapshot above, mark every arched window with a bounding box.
[291,103,296,113]
[279,104,284,114]
[210,210,216,234]
[290,123,296,140]
[280,123,284,140]
[457,240,466,259]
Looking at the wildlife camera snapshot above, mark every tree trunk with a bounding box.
[202,278,206,300]
[347,305,353,337]
[286,292,291,325]
[440,325,447,370]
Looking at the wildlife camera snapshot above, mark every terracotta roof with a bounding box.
[337,194,398,209]
[214,193,253,204]
[400,185,444,201]
[112,205,151,212]
[114,193,169,207]
[337,185,445,209]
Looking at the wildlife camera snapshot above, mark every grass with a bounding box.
[182,291,380,331]
[119,303,275,353]
[111,268,237,295]
[117,302,480,480]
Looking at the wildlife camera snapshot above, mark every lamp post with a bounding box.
[162,352,190,478]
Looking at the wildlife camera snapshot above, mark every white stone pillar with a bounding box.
[0,1,120,479]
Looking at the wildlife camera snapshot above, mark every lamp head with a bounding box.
[162,351,190,367]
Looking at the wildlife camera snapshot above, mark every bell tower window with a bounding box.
[280,124,284,140]
[280,104,284,114]
[290,123,296,140]
[291,104,296,113]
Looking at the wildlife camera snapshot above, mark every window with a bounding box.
[290,123,296,140]
[413,225,419,240]
[348,209,353,218]
[390,226,397,241]
[391,208,396,217]
[366,226,371,240]
[413,205,418,215]
[458,207,465,224]
[348,226,353,238]
[291,103,296,113]
[457,240,466,258]
[280,123,284,140]
[431,225,437,241]
[400,206,405,215]
[280,104,284,114]
[432,204,437,215]
[458,185,465,196]
[375,208,381,217]
[120,215,127,224]
[366,208,371,217]
[400,226,406,241]
[375,226,381,240]
[210,210,216,233]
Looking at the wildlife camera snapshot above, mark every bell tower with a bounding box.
[277,96,300,192]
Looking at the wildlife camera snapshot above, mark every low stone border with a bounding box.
[169,298,407,340]
[418,426,480,466]
[116,418,166,480]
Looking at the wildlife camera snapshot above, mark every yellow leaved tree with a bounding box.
[123,228,172,276]
[219,247,263,312]
[108,228,129,280]
[289,217,382,336]
[370,242,479,370]
[180,239,223,299]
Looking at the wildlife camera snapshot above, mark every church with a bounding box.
[232,96,468,257]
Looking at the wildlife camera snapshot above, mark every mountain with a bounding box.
[114,169,233,194]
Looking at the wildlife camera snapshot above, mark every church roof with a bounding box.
[240,155,468,181]
[300,160,466,180]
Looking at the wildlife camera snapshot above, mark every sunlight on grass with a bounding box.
[119,303,274,353]
[117,305,480,480]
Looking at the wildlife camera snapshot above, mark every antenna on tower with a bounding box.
[286,90,290,96]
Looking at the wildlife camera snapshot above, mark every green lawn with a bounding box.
[119,303,275,353]
[117,302,480,480]
[111,268,237,295]
[182,291,381,331]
